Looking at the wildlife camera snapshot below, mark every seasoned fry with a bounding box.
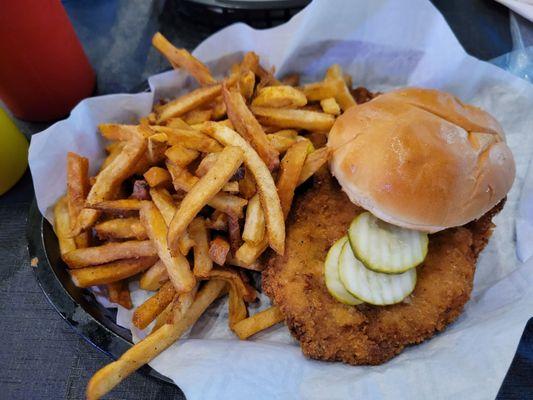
[94,218,147,240]
[280,73,300,87]
[209,236,230,265]
[167,285,198,325]
[167,146,245,254]
[152,32,215,86]
[204,123,285,255]
[152,126,223,153]
[277,141,309,219]
[232,306,284,339]
[107,281,133,309]
[165,144,199,167]
[242,194,265,244]
[62,240,157,269]
[239,70,255,100]
[149,188,176,225]
[256,64,280,88]
[74,138,147,234]
[66,152,89,232]
[70,256,158,288]
[297,147,330,185]
[140,202,195,293]
[223,85,279,171]
[54,196,77,256]
[86,279,226,400]
[152,301,174,332]
[132,281,176,329]
[325,64,356,111]
[139,260,169,291]
[144,166,172,188]
[87,199,145,213]
[156,84,223,123]
[320,97,341,115]
[189,217,213,277]
[251,106,335,132]
[251,85,307,108]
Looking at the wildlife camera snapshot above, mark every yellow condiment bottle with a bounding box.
[0,107,28,195]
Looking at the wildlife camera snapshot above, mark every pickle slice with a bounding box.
[324,236,363,305]
[348,212,428,274]
[339,242,416,305]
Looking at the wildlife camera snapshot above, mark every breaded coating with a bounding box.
[263,169,503,365]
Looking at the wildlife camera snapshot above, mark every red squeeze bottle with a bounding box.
[0,0,95,121]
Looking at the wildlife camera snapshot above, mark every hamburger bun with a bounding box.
[327,87,515,232]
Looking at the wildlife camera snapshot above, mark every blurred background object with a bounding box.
[0,108,28,195]
[0,0,95,121]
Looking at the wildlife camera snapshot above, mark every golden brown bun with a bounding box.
[328,87,515,232]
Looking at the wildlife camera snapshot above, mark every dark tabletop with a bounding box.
[0,0,530,399]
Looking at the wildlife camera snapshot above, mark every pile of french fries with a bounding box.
[51,32,358,399]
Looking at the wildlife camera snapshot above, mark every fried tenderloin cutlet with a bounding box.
[263,169,503,365]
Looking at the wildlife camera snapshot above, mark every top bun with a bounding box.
[327,87,515,233]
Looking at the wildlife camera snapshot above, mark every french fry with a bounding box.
[208,267,252,300]
[232,306,284,339]
[209,236,230,265]
[156,84,224,123]
[167,146,245,254]
[98,124,141,141]
[74,138,147,234]
[54,196,77,256]
[164,144,199,167]
[66,153,89,238]
[222,181,239,193]
[183,108,212,125]
[62,240,157,269]
[107,281,133,309]
[239,70,255,100]
[152,301,174,332]
[100,142,125,171]
[203,123,285,255]
[195,153,219,177]
[297,147,330,185]
[228,282,247,328]
[223,86,279,171]
[152,126,223,153]
[167,285,198,325]
[132,281,176,329]
[205,211,228,231]
[165,117,193,130]
[87,199,145,213]
[178,231,195,256]
[325,64,356,111]
[266,133,297,153]
[240,51,260,74]
[238,168,256,199]
[144,166,172,188]
[94,218,147,240]
[256,64,280,89]
[242,194,265,244]
[226,256,265,272]
[130,180,150,201]
[139,260,169,291]
[152,32,215,86]
[140,202,196,293]
[234,237,268,266]
[70,256,158,288]
[251,85,307,108]
[320,97,341,115]
[301,80,338,101]
[86,279,226,400]
[149,187,177,225]
[189,217,213,277]
[226,214,242,254]
[276,141,309,219]
[251,106,335,132]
